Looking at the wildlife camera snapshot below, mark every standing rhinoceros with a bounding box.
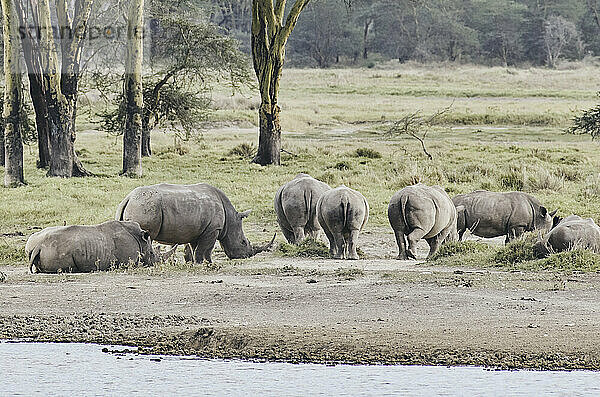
[534,215,600,257]
[26,221,162,273]
[116,183,275,263]
[452,190,557,243]
[317,186,369,260]
[274,173,331,244]
[388,184,459,260]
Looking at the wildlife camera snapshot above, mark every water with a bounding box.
[2,341,600,397]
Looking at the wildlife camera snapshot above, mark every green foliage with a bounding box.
[277,239,330,258]
[428,241,490,262]
[537,249,600,272]
[494,237,537,266]
[569,97,600,140]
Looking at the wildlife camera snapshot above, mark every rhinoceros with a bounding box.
[317,186,369,260]
[26,221,164,273]
[534,215,600,257]
[388,184,459,260]
[116,183,275,263]
[274,173,331,244]
[452,190,557,243]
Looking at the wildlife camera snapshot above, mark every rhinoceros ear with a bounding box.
[142,230,151,241]
[239,210,252,219]
[540,206,548,217]
[549,209,558,217]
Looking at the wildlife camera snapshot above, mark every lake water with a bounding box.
[2,341,600,396]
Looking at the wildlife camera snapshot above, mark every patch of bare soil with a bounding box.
[1,231,600,370]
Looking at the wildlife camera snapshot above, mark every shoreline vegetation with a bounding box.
[3,64,600,369]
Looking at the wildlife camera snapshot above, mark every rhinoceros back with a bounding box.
[118,183,225,245]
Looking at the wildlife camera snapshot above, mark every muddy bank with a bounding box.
[2,249,600,370]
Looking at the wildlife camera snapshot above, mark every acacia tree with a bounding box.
[122,0,144,177]
[2,0,24,186]
[251,0,311,166]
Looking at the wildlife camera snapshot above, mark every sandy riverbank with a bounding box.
[2,239,600,370]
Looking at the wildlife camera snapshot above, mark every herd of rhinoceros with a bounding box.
[24,173,600,273]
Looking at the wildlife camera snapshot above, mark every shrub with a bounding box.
[428,241,490,262]
[354,148,382,159]
[537,249,600,271]
[499,167,525,191]
[526,168,564,192]
[277,238,329,258]
[580,174,600,200]
[331,161,352,171]
[493,234,537,265]
[228,143,255,159]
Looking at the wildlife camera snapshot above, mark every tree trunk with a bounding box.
[2,0,24,186]
[141,123,151,157]
[122,0,144,177]
[14,1,51,169]
[255,104,281,166]
[30,79,51,168]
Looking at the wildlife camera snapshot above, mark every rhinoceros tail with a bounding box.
[400,194,410,229]
[29,246,41,274]
[115,196,130,221]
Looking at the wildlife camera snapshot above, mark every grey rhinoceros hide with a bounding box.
[388,184,459,260]
[316,186,369,260]
[26,221,157,273]
[116,183,274,263]
[274,173,332,244]
[534,215,600,257]
[452,190,556,243]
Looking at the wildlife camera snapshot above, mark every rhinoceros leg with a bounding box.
[195,230,220,263]
[407,228,427,259]
[322,227,336,257]
[426,232,448,259]
[292,227,306,245]
[184,244,194,263]
[394,230,409,260]
[347,230,360,260]
[332,233,346,259]
[281,227,296,245]
[505,226,526,244]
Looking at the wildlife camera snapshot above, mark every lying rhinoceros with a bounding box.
[317,186,369,260]
[534,215,600,257]
[26,221,164,273]
[388,184,459,260]
[274,173,331,244]
[116,183,275,263]
[452,190,557,243]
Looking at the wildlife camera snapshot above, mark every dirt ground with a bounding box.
[2,230,600,370]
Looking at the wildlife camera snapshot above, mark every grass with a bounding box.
[3,64,600,273]
[277,238,330,258]
[429,236,600,273]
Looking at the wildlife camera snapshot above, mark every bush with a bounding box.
[428,241,490,262]
[499,167,525,191]
[537,249,600,271]
[569,98,600,139]
[493,234,537,265]
[277,238,330,258]
[354,148,382,159]
[331,161,352,171]
[228,143,255,159]
[526,168,564,192]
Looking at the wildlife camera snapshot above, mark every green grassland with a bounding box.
[3,63,600,270]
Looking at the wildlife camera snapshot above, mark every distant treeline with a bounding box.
[207,0,600,67]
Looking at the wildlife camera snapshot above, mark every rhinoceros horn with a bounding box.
[252,234,277,255]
